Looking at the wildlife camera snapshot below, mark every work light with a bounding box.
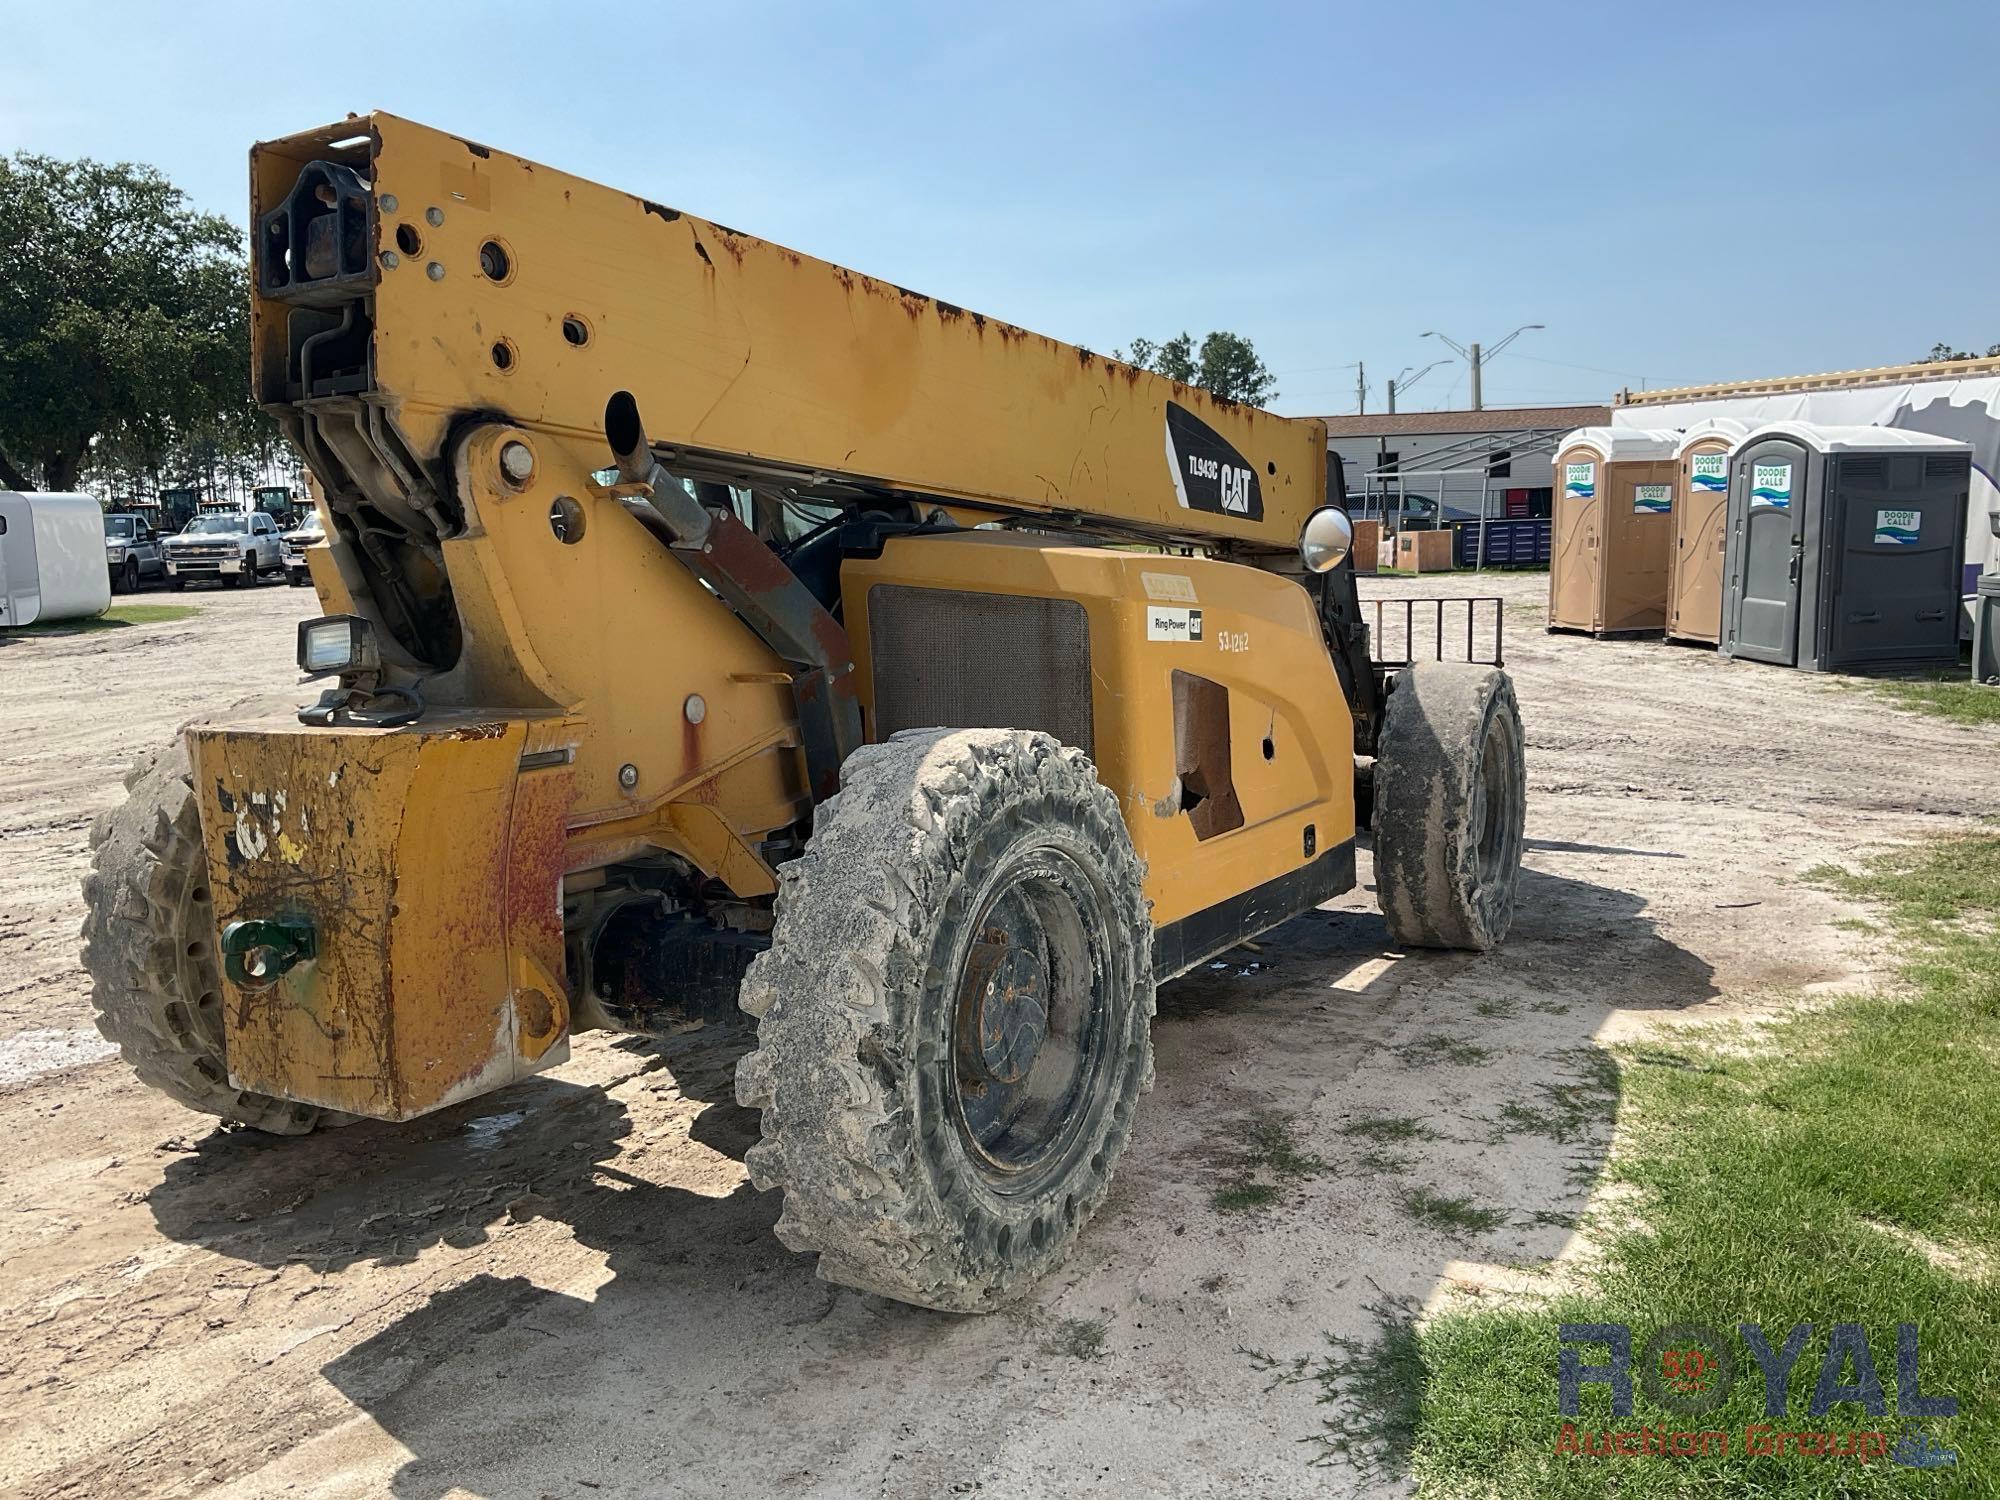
[296,614,379,679]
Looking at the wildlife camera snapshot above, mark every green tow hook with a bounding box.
[221,918,317,990]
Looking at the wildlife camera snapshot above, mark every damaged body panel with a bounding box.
[189,714,572,1118]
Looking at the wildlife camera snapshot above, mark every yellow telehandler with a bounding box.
[81,114,1524,1310]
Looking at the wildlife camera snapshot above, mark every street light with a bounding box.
[1420,324,1544,410]
[1387,358,1452,413]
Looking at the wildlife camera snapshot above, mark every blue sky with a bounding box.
[6,0,1995,416]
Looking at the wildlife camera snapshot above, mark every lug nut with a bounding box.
[683,694,707,725]
[618,763,639,790]
[380,250,400,269]
[499,441,535,483]
[426,261,445,281]
[426,206,444,227]
[379,193,400,213]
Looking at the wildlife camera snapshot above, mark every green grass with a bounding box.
[1863,672,2000,729]
[1393,1034,1492,1068]
[1342,1116,1437,1146]
[1490,1049,1621,1146]
[1309,834,2000,1495]
[5,602,199,634]
[1039,1315,1109,1361]
[1210,1113,1328,1214]
[1213,1181,1281,1213]
[1245,1299,1428,1476]
[1402,1190,1510,1236]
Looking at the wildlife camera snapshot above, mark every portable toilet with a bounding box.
[1665,419,1749,645]
[1548,427,1680,636]
[1721,423,1971,672]
[0,492,113,627]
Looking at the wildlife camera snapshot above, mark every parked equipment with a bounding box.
[104,512,169,592]
[1548,427,1679,636]
[1721,423,1971,672]
[0,492,112,627]
[78,115,1527,1313]
[1664,419,1748,645]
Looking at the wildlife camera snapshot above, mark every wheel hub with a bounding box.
[945,849,1111,1195]
[959,926,1048,1087]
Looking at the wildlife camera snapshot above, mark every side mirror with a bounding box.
[1299,507,1355,573]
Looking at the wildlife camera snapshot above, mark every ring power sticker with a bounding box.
[1141,571,1198,604]
[1146,606,1203,642]
[1874,508,1921,546]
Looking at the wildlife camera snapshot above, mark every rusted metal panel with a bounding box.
[252,113,1326,555]
[189,714,573,1120]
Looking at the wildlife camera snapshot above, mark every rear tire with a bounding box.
[80,737,338,1134]
[1372,661,1526,950]
[735,728,1154,1311]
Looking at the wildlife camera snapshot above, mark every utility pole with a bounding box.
[1355,362,1366,415]
[1422,325,1543,410]
[1386,378,1397,414]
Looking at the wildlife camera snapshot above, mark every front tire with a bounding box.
[735,728,1154,1311]
[80,737,337,1134]
[167,575,186,592]
[1372,662,1526,950]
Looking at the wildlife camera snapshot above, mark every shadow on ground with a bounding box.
[137,864,1715,1498]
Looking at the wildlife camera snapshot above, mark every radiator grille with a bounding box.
[867,585,1094,755]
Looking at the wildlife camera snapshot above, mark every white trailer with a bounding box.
[0,492,113,627]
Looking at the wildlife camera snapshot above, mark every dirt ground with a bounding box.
[2,571,1997,1499]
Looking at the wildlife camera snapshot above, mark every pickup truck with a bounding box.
[161,511,284,589]
[280,511,326,586]
[102,513,166,592]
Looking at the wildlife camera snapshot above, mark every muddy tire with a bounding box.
[80,737,334,1134]
[734,728,1154,1312]
[1373,661,1525,951]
